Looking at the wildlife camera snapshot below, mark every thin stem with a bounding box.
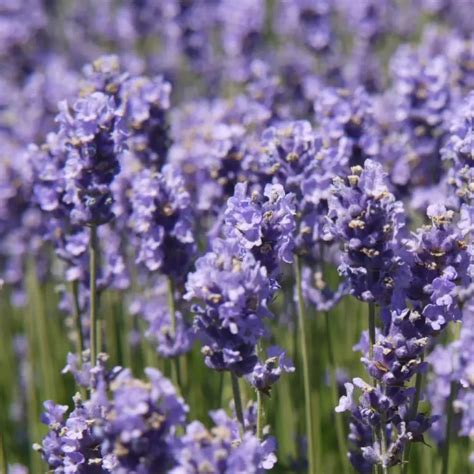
[294,255,316,474]
[0,432,7,474]
[71,280,84,360]
[325,312,349,474]
[89,224,99,366]
[166,276,181,388]
[380,421,388,474]
[441,381,458,474]
[167,276,177,334]
[257,390,264,440]
[231,372,246,431]
[368,302,382,474]
[401,354,425,474]
[368,302,376,358]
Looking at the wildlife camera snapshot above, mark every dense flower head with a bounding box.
[218,0,266,80]
[442,91,474,205]
[336,0,395,43]
[57,91,123,226]
[389,45,451,188]
[38,362,188,473]
[0,0,47,61]
[426,299,474,454]
[275,0,335,53]
[37,395,105,473]
[120,75,172,170]
[418,0,473,35]
[128,165,195,278]
[314,87,381,168]
[257,120,316,195]
[185,239,273,376]
[81,55,129,98]
[336,376,435,471]
[169,96,270,214]
[401,204,470,333]
[98,368,188,472]
[256,118,351,253]
[224,182,296,278]
[324,160,408,306]
[171,409,276,473]
[0,150,46,305]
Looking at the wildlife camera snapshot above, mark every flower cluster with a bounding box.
[324,160,407,309]
[128,165,195,278]
[389,44,451,189]
[120,75,172,170]
[130,287,194,359]
[171,409,276,473]
[57,91,122,226]
[426,296,474,459]
[39,359,276,473]
[185,239,273,376]
[224,182,296,279]
[314,87,381,168]
[442,91,474,206]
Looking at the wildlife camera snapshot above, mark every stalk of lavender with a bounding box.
[295,254,316,474]
[187,183,295,430]
[56,90,122,364]
[231,372,246,430]
[0,432,7,474]
[166,276,181,387]
[441,381,459,474]
[71,281,84,362]
[88,224,99,365]
[325,311,349,474]
[401,353,425,474]
[327,160,411,472]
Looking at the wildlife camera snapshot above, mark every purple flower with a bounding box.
[120,75,172,170]
[276,0,335,53]
[185,239,273,376]
[302,266,348,312]
[224,182,296,278]
[57,91,122,226]
[130,288,194,358]
[128,165,195,278]
[314,87,381,168]
[324,160,408,308]
[388,44,451,189]
[170,409,276,473]
[99,368,188,472]
[246,346,295,394]
[442,91,474,206]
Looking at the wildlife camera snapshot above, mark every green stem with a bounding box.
[401,354,425,474]
[325,312,349,474]
[0,432,7,474]
[231,372,246,431]
[441,381,458,474]
[89,225,99,366]
[380,420,388,474]
[294,255,316,474]
[368,302,376,358]
[71,280,84,360]
[257,390,264,440]
[27,263,57,401]
[166,276,181,388]
[368,302,381,474]
[167,276,177,334]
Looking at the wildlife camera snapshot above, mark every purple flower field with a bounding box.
[0,1,472,473]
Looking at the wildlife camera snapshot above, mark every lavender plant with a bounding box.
[0,2,473,474]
